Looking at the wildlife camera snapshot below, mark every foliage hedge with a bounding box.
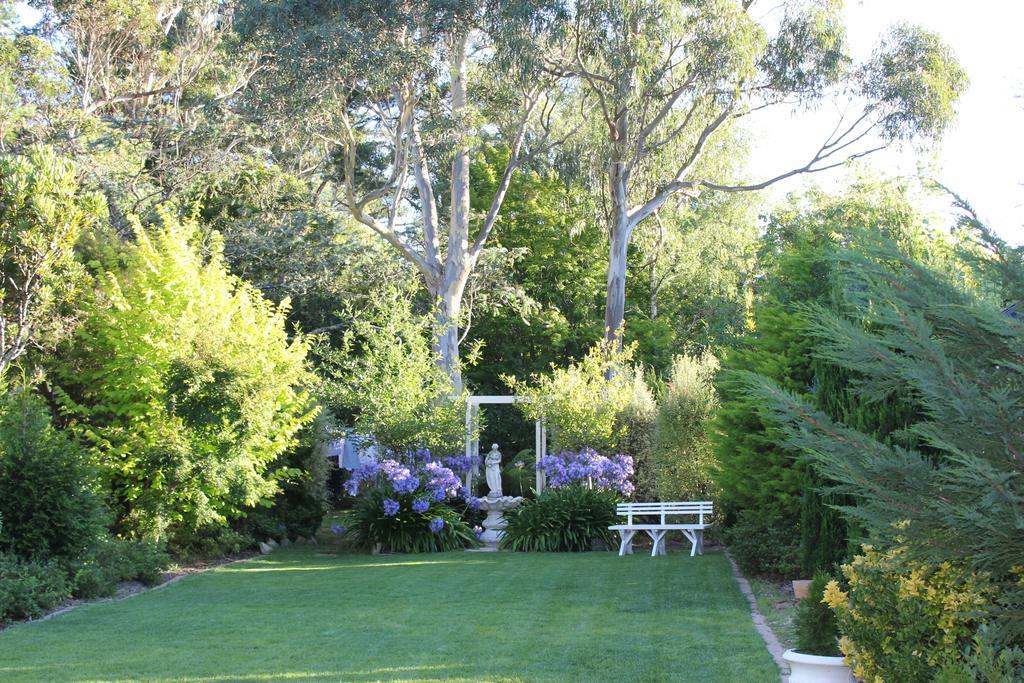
[0,391,106,561]
[651,353,719,503]
[722,511,800,578]
[501,485,619,552]
[0,553,70,623]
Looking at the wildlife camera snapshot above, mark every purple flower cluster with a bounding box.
[538,448,635,496]
[429,517,445,533]
[381,460,419,494]
[424,461,463,501]
[441,454,480,474]
[344,460,381,496]
[344,450,467,510]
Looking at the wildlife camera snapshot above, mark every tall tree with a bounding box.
[239,1,570,390]
[542,0,968,347]
[0,146,104,376]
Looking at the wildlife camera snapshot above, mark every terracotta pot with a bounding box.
[792,579,812,600]
[783,649,854,683]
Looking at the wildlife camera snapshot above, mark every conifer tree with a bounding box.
[747,234,1024,645]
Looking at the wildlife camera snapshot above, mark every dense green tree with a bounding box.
[0,146,104,377]
[54,212,316,542]
[747,230,1024,648]
[712,178,943,571]
[187,156,403,336]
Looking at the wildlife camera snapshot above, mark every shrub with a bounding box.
[793,572,840,656]
[69,538,169,598]
[344,451,477,553]
[170,525,253,561]
[239,417,331,542]
[723,511,800,578]
[322,281,467,454]
[55,212,316,541]
[651,353,719,502]
[0,553,71,623]
[505,339,637,453]
[501,485,619,552]
[0,391,107,561]
[823,546,996,682]
[615,368,657,500]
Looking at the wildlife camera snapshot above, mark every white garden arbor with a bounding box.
[465,396,547,494]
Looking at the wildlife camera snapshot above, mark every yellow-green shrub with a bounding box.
[505,339,637,454]
[823,545,996,682]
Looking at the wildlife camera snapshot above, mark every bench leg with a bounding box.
[617,529,636,556]
[696,530,704,556]
[681,529,698,557]
[646,530,668,557]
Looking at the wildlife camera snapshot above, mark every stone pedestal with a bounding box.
[477,495,523,548]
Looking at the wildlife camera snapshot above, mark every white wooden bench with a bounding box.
[609,502,713,557]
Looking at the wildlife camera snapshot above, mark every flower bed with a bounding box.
[344,450,479,553]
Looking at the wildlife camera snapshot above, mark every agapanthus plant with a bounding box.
[537,448,635,496]
[345,450,479,553]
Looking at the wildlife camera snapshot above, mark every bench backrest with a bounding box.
[616,501,713,525]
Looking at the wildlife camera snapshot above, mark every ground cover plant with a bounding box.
[0,546,779,682]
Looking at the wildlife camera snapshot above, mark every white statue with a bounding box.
[485,443,502,498]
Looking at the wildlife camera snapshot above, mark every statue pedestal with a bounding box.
[477,495,523,548]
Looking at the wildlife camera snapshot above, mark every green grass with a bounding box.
[0,547,779,682]
[749,578,798,650]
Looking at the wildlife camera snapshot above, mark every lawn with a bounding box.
[0,547,779,682]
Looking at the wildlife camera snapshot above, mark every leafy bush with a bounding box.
[723,511,800,578]
[239,417,331,542]
[0,553,70,623]
[170,525,253,561]
[0,391,107,561]
[322,281,467,454]
[794,572,840,656]
[344,451,477,553]
[501,485,619,552]
[823,546,996,682]
[69,538,169,599]
[652,353,719,502]
[55,212,316,541]
[614,368,657,500]
[506,339,637,453]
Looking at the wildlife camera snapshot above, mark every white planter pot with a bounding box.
[783,649,854,683]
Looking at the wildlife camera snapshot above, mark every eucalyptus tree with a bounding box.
[18,1,253,223]
[542,0,968,347]
[239,1,570,391]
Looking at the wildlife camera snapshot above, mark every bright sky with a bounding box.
[746,0,1024,243]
